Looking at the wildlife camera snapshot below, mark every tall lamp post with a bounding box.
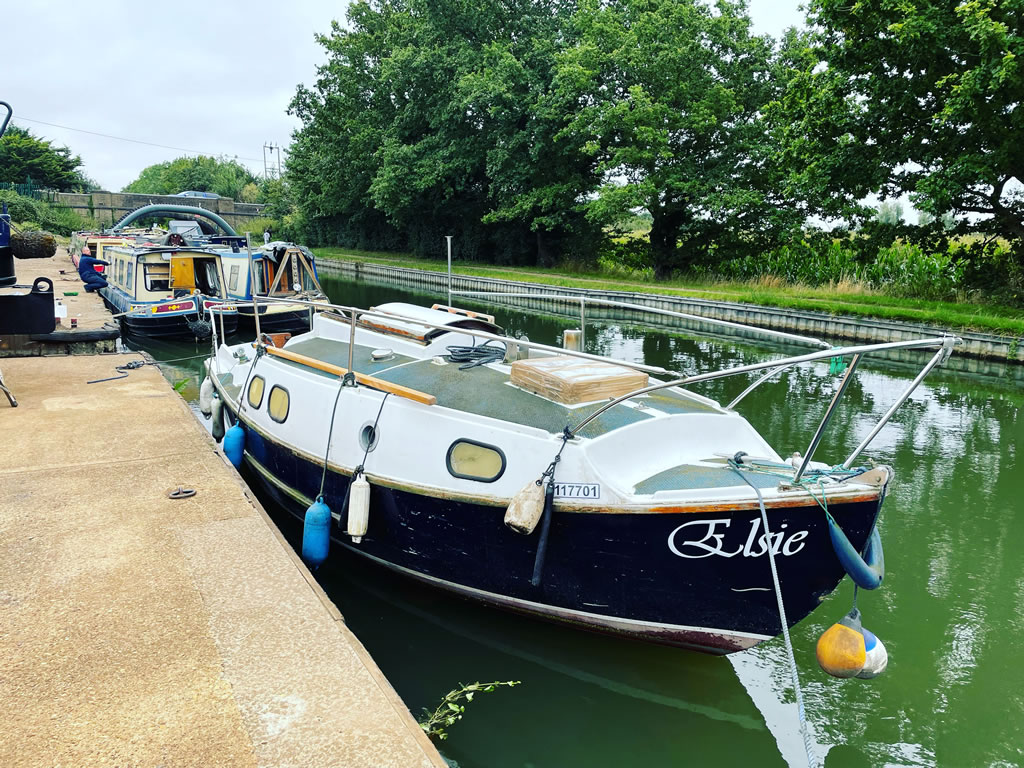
[445,235,453,307]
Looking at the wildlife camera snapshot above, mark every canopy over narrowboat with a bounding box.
[206,298,956,654]
[220,242,327,334]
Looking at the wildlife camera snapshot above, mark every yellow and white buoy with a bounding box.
[816,609,867,678]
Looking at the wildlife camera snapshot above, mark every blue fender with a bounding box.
[827,515,885,590]
[302,496,331,569]
[223,423,245,468]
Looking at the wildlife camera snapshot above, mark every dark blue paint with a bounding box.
[237,406,880,651]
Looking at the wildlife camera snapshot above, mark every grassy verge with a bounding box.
[313,247,1024,337]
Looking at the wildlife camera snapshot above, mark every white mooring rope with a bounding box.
[731,461,819,768]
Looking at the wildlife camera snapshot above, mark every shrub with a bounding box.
[694,230,1022,306]
[0,189,96,235]
[862,243,962,300]
[708,238,859,286]
[0,189,42,224]
[949,238,1022,300]
[38,203,96,236]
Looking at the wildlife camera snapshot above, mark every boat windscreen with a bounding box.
[196,259,222,297]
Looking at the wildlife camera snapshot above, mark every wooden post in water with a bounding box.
[563,329,582,351]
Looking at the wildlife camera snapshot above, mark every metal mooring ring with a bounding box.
[167,487,197,500]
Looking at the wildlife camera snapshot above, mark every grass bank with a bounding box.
[313,247,1024,337]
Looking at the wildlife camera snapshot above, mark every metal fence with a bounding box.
[0,181,57,201]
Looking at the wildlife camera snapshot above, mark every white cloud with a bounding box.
[3,0,348,190]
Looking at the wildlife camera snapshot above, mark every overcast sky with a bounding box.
[4,0,806,192]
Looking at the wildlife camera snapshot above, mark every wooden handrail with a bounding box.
[263,345,437,406]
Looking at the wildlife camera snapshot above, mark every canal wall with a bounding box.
[319,260,1024,372]
[54,191,266,230]
[0,354,445,768]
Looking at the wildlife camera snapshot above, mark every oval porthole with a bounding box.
[268,385,290,423]
[247,375,265,408]
[446,439,506,483]
[359,422,379,453]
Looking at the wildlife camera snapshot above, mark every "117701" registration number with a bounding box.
[553,483,601,499]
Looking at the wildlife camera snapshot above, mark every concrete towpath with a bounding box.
[0,354,446,768]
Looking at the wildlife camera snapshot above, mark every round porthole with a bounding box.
[359,422,379,452]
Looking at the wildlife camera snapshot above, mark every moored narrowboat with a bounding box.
[220,242,327,334]
[100,245,237,339]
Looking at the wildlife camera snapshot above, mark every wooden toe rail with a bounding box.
[263,345,437,406]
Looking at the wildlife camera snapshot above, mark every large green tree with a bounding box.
[123,155,257,200]
[289,0,599,263]
[458,0,601,264]
[0,125,86,190]
[289,2,405,250]
[782,0,1024,249]
[556,0,797,278]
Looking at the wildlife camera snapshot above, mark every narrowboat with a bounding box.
[220,242,327,334]
[100,244,237,339]
[206,299,956,654]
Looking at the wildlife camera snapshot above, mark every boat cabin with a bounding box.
[103,246,229,302]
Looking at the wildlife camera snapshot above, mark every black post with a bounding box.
[530,479,556,587]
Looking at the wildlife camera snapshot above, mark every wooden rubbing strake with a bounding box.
[510,355,648,405]
[264,345,437,405]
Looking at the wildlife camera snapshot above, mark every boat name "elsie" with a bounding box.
[667,518,809,559]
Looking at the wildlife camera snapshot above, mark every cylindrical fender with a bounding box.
[828,515,884,590]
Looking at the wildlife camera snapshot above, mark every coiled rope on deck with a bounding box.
[729,456,818,768]
[445,342,506,369]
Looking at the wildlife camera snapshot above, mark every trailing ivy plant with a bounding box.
[419,680,520,741]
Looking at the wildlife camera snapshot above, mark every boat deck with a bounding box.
[276,336,719,439]
[633,462,783,494]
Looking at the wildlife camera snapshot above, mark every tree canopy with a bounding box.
[0,125,87,191]
[290,0,807,268]
[290,0,602,264]
[783,0,1024,248]
[122,155,257,200]
[556,0,796,277]
[288,0,1024,278]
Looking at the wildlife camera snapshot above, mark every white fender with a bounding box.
[348,474,371,543]
[504,480,545,535]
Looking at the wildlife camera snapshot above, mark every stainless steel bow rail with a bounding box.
[570,334,957,473]
[233,294,960,470]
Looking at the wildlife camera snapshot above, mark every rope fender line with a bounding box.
[317,379,390,530]
[728,457,818,768]
[730,455,886,590]
[530,427,573,587]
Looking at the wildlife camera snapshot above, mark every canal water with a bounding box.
[135,272,1022,768]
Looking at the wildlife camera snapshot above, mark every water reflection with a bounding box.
[260,505,790,768]
[149,273,1021,768]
